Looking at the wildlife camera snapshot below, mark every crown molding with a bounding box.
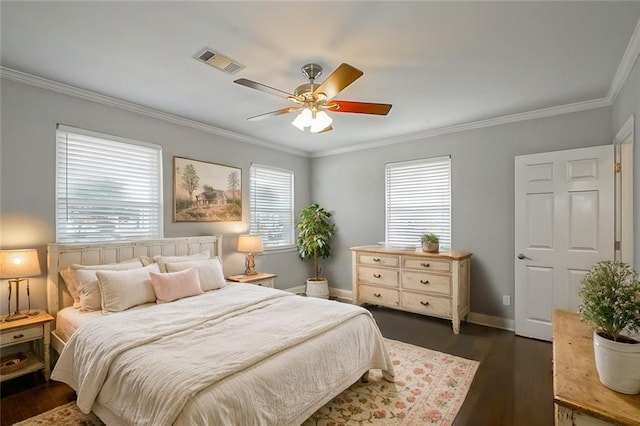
[312,97,611,158]
[607,16,640,104]
[2,19,636,162]
[0,67,310,158]
[313,16,640,158]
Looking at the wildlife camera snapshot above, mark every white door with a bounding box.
[515,145,615,341]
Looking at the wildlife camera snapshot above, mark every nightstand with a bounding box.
[227,272,277,288]
[0,312,54,382]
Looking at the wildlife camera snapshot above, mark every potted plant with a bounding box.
[579,260,640,394]
[297,203,336,299]
[421,232,439,253]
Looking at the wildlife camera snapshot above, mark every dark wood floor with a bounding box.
[369,307,554,426]
[0,306,553,426]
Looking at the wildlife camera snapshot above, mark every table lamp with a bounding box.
[0,249,42,321]
[237,235,263,276]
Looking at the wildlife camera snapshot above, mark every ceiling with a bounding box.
[2,1,640,157]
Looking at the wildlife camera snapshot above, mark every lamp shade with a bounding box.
[237,235,264,254]
[310,111,333,133]
[291,108,313,131]
[0,249,41,279]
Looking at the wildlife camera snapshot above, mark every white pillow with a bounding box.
[61,259,143,305]
[165,257,226,291]
[152,250,211,272]
[149,267,203,304]
[96,263,160,313]
[73,260,145,311]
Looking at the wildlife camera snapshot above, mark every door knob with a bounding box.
[517,253,531,260]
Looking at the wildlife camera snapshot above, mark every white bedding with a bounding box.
[52,283,393,425]
[54,303,154,342]
[55,306,103,342]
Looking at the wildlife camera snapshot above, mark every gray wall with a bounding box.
[1,69,635,321]
[0,78,312,315]
[612,54,640,270]
[311,107,613,319]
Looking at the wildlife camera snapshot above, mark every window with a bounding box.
[250,164,294,249]
[56,125,163,243]
[385,156,451,250]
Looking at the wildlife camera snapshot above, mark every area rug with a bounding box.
[14,339,478,426]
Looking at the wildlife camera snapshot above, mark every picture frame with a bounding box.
[173,156,242,222]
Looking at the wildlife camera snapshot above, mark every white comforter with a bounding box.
[52,284,393,425]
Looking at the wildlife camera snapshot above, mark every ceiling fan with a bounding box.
[234,63,392,133]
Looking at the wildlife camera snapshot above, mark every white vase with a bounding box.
[593,331,640,394]
[305,278,329,299]
[422,242,439,253]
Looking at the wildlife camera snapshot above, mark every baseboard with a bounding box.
[467,312,515,331]
[283,285,353,301]
[284,285,306,295]
[329,287,354,302]
[284,286,515,331]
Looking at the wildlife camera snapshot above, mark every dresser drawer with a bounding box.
[403,257,451,273]
[358,285,399,306]
[357,266,399,287]
[402,271,451,295]
[1,324,43,346]
[357,253,399,268]
[401,292,452,318]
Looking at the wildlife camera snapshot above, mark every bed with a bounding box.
[47,236,394,425]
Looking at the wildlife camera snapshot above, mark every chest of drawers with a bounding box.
[351,246,472,334]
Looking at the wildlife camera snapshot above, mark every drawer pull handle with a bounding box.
[373,274,382,278]
[421,263,430,267]
[374,293,382,297]
[13,334,25,339]
[373,258,381,262]
[420,280,430,285]
[420,301,430,306]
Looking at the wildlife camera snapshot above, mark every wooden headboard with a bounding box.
[47,235,223,318]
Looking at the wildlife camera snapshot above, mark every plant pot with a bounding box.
[306,278,329,299]
[422,242,439,253]
[593,331,640,394]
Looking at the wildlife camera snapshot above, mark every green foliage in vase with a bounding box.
[420,233,439,244]
[297,204,336,281]
[579,260,640,342]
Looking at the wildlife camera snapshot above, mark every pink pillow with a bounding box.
[149,267,203,304]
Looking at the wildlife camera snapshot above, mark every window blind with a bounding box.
[385,156,451,250]
[56,125,163,243]
[250,164,294,249]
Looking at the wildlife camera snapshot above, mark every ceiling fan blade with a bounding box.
[313,63,363,101]
[247,107,301,121]
[318,125,333,133]
[329,100,392,115]
[234,78,297,100]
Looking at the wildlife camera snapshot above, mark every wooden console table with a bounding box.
[553,309,640,425]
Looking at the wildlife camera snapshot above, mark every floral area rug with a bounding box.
[14,339,478,426]
[304,339,479,425]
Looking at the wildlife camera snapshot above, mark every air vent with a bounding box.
[194,48,244,75]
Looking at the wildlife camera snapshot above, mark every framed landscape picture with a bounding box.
[173,156,241,222]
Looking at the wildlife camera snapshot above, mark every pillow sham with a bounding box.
[96,263,160,313]
[150,250,211,272]
[149,267,203,304]
[72,260,145,311]
[164,257,226,291]
[60,258,143,305]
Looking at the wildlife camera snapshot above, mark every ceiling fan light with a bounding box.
[291,108,313,131]
[310,111,333,133]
